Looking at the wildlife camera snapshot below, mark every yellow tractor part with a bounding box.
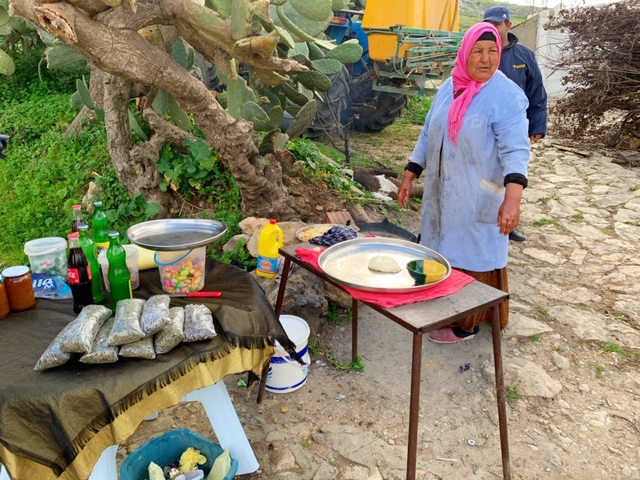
[362,0,460,63]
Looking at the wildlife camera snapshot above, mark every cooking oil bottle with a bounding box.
[256,219,283,279]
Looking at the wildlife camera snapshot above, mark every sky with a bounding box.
[507,0,621,8]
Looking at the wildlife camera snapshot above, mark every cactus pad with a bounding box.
[325,39,363,63]
[286,100,318,138]
[294,71,332,92]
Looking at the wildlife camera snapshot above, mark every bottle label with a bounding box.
[68,268,80,284]
[256,255,278,276]
[68,266,92,284]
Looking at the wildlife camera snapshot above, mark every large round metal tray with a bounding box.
[317,237,451,293]
[127,219,227,251]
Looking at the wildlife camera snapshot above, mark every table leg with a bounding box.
[257,257,292,404]
[183,380,259,475]
[406,332,423,480]
[351,298,358,362]
[490,304,511,480]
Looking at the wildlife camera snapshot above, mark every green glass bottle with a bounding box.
[78,224,104,303]
[107,230,132,311]
[92,200,110,255]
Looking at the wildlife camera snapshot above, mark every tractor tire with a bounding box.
[304,66,351,139]
[349,78,408,133]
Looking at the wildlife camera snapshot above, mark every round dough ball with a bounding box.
[368,255,401,273]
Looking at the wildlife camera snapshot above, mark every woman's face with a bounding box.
[466,40,500,82]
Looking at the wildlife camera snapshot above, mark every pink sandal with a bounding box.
[427,326,477,344]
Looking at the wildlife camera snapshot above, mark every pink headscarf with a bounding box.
[447,22,502,144]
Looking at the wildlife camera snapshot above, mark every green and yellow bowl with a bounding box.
[406,259,447,285]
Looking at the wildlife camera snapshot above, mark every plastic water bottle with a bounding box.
[256,219,283,279]
[107,230,132,310]
[67,232,95,314]
[78,224,104,303]
[92,200,110,254]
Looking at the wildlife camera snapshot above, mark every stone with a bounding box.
[504,313,553,338]
[552,352,571,370]
[482,357,562,398]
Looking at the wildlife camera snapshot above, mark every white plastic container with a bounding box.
[23,237,68,281]
[265,315,311,393]
[154,247,206,294]
[98,246,140,291]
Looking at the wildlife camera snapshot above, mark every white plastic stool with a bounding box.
[182,380,259,475]
[0,379,258,479]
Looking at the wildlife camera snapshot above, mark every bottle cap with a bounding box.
[270,218,276,224]
[68,232,80,239]
[72,204,81,210]
[108,230,119,238]
[1,266,30,278]
[78,224,89,231]
[93,200,103,207]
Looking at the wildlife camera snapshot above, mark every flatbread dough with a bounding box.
[368,255,401,273]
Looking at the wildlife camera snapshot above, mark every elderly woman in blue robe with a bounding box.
[397,22,530,343]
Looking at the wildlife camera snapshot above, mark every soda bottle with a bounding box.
[92,200,110,254]
[78,224,104,303]
[71,204,86,232]
[67,232,95,314]
[256,219,283,279]
[107,230,132,311]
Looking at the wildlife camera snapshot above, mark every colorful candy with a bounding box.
[158,258,205,294]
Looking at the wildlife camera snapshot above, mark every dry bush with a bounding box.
[546,0,640,148]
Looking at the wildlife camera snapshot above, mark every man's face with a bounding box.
[484,20,512,47]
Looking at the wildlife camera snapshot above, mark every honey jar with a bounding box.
[1,266,36,311]
[0,279,9,319]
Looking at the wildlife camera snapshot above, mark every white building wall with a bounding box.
[512,7,571,98]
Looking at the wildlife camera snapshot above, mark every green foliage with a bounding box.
[602,342,629,356]
[533,219,559,227]
[217,236,257,271]
[156,138,223,194]
[287,137,364,197]
[0,53,158,266]
[505,385,522,404]
[327,353,365,372]
[325,300,351,324]
[399,95,433,126]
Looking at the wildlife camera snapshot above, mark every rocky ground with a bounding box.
[121,127,640,480]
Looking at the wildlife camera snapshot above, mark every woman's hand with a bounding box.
[398,171,417,208]
[497,183,524,235]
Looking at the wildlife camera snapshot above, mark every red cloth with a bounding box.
[295,248,475,308]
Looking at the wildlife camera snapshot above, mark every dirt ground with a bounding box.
[122,124,640,480]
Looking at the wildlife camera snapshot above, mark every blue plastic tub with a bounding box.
[120,429,238,480]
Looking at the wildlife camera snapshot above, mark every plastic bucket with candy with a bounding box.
[154,247,206,294]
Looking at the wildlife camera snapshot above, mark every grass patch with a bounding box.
[398,95,433,126]
[325,301,351,324]
[602,342,629,356]
[530,335,541,343]
[506,386,522,404]
[326,353,365,372]
[533,218,559,227]
[594,364,605,379]
[537,197,550,205]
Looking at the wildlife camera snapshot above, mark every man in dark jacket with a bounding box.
[484,5,547,242]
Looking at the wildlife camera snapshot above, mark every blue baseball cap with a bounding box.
[484,6,511,23]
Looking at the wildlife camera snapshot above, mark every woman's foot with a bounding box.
[427,325,479,344]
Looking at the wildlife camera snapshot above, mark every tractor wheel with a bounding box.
[349,77,408,133]
[304,66,351,139]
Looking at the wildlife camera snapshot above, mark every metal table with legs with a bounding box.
[257,244,512,480]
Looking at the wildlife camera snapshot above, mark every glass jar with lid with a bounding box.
[1,266,36,311]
